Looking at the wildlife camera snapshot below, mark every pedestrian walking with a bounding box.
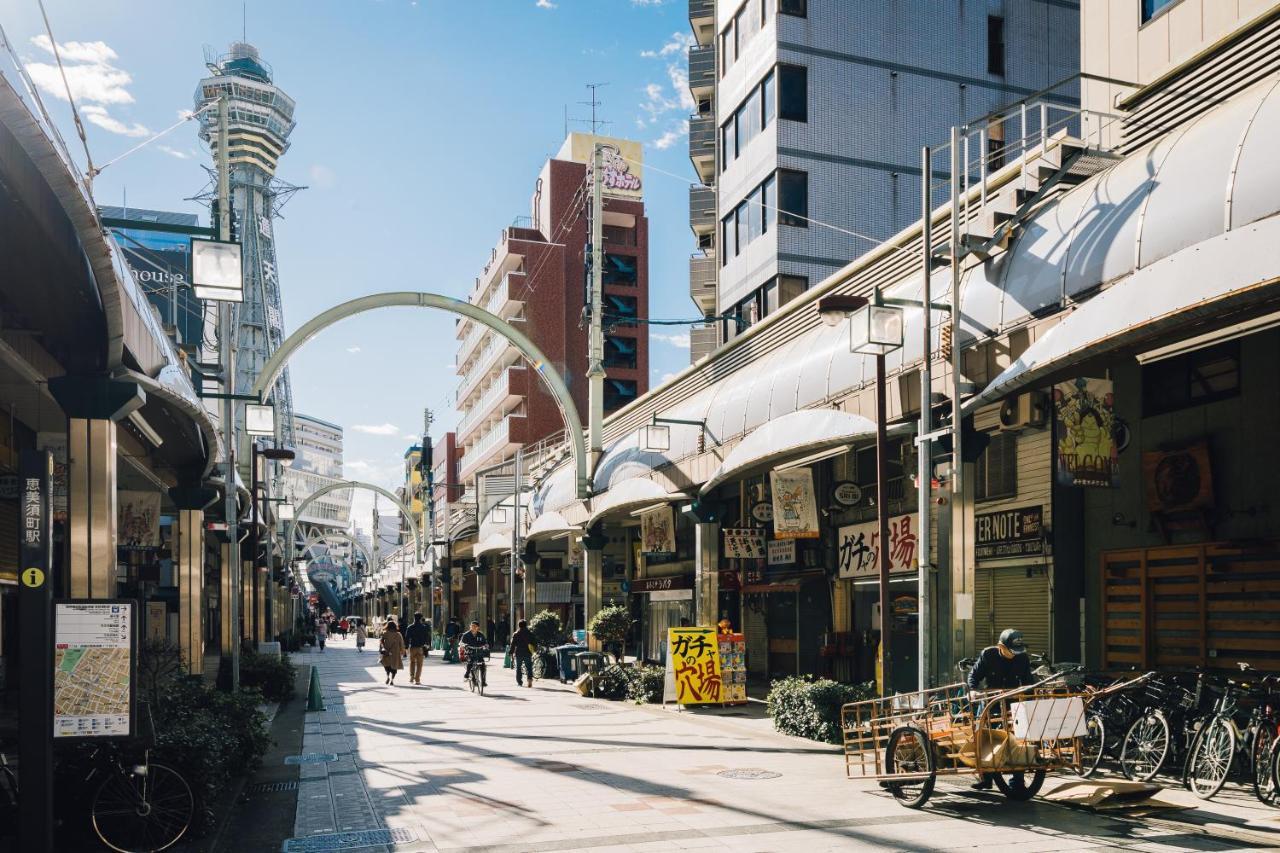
[339,617,349,640]
[405,612,430,685]
[380,621,406,685]
[510,619,535,688]
[444,617,461,663]
[355,618,367,652]
[316,618,328,652]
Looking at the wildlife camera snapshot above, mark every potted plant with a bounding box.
[586,604,632,663]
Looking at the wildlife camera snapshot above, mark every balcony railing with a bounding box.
[689,184,715,234]
[456,336,518,407]
[460,414,521,478]
[689,113,715,183]
[689,0,714,27]
[689,44,716,97]
[689,253,716,314]
[456,366,523,440]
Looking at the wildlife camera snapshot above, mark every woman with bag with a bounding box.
[379,621,406,685]
[510,619,535,688]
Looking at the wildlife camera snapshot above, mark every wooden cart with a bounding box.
[841,676,1092,808]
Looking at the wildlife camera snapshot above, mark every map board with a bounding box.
[53,600,135,739]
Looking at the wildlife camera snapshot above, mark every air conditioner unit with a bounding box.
[999,391,1048,431]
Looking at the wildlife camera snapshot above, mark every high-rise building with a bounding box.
[283,413,351,547]
[685,0,1080,357]
[454,133,649,484]
[194,42,299,447]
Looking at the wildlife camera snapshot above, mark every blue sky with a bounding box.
[5,0,701,525]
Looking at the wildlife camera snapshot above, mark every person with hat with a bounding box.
[966,628,1036,790]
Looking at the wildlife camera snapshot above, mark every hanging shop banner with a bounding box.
[1054,378,1120,488]
[640,505,676,556]
[667,626,723,705]
[118,491,161,550]
[831,481,864,508]
[767,539,796,565]
[1142,441,1214,514]
[975,505,1045,560]
[836,513,919,579]
[54,600,136,739]
[722,528,766,559]
[631,575,693,594]
[750,501,773,523]
[769,469,820,540]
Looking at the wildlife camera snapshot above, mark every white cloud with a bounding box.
[80,104,149,137]
[26,35,135,105]
[156,145,189,159]
[651,120,687,150]
[640,31,695,59]
[661,372,677,383]
[536,0,557,7]
[638,34,697,131]
[30,34,117,65]
[351,423,400,436]
[651,331,691,348]
[346,345,362,353]
[308,164,337,190]
[633,0,670,6]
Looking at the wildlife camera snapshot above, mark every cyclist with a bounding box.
[460,620,489,689]
[967,628,1036,790]
[444,617,462,663]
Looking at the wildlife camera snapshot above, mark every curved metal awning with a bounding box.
[587,477,687,525]
[474,531,512,559]
[526,511,580,542]
[972,214,1280,409]
[700,408,878,496]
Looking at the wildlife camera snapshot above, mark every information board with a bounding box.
[53,600,136,739]
[667,626,722,705]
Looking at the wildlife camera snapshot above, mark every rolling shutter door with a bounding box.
[973,566,1050,658]
[743,601,768,675]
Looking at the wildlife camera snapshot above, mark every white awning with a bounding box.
[474,532,512,559]
[587,477,686,525]
[972,213,1280,409]
[526,511,580,542]
[701,408,877,495]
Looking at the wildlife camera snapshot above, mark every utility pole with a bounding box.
[510,450,523,623]
[423,408,436,631]
[918,145,933,690]
[949,126,967,661]
[217,95,242,692]
[587,143,605,471]
[372,503,381,617]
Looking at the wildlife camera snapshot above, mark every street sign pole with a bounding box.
[18,449,54,852]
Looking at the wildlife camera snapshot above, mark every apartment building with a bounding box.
[283,413,351,532]
[686,0,1080,358]
[454,133,649,484]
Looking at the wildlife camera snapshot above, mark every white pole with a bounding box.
[950,126,967,660]
[510,450,522,623]
[587,143,605,472]
[217,95,241,692]
[918,145,932,690]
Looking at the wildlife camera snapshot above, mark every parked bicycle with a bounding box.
[1118,671,1208,782]
[1183,664,1280,802]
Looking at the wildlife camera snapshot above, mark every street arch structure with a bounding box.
[301,530,373,570]
[285,480,421,567]
[250,292,591,499]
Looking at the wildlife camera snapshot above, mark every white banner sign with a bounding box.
[836,513,919,579]
[722,528,765,559]
[767,539,796,565]
[640,505,676,555]
[769,469,820,540]
[118,491,161,549]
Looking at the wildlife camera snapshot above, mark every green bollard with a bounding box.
[306,666,325,712]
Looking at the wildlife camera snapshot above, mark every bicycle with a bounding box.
[462,644,489,695]
[1183,664,1280,802]
[1117,671,1209,782]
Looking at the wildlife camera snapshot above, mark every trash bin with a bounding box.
[574,651,608,697]
[554,644,589,683]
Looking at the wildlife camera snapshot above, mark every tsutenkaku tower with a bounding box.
[194,42,297,449]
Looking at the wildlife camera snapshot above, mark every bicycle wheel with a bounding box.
[92,762,194,853]
[1253,723,1278,805]
[477,665,486,696]
[883,726,935,809]
[1186,716,1235,800]
[467,665,477,693]
[1075,713,1106,778]
[532,654,546,680]
[1120,711,1171,781]
[991,769,1046,801]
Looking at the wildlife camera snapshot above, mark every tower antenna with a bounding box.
[578,82,612,135]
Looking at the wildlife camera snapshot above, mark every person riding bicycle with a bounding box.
[444,617,462,662]
[967,628,1036,790]
[460,620,489,688]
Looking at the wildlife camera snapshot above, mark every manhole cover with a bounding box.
[717,769,781,780]
[282,827,417,851]
[249,780,298,793]
[284,753,338,765]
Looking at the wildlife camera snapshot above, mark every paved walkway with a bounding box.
[286,638,1273,852]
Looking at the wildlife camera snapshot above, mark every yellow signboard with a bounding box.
[558,133,643,198]
[668,627,722,704]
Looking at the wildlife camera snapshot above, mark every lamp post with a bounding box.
[817,292,904,696]
[250,442,295,647]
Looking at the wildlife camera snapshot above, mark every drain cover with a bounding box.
[248,781,299,793]
[717,768,781,780]
[282,828,417,851]
[285,753,338,765]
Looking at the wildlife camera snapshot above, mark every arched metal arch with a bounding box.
[285,480,421,568]
[302,530,373,571]
[250,292,590,499]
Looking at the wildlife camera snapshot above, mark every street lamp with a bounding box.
[817,291,904,696]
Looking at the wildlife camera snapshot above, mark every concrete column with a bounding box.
[176,508,205,675]
[694,522,720,628]
[220,542,234,654]
[242,560,253,642]
[475,572,489,628]
[584,547,603,646]
[49,377,144,600]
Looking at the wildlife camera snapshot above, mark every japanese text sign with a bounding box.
[668,627,722,705]
[722,528,765,559]
[836,513,919,579]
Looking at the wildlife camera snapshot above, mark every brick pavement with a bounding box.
[284,637,1268,852]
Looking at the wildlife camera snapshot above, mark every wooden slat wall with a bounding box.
[1101,542,1280,672]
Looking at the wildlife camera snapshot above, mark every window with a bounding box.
[987,16,1005,77]
[741,85,761,148]
[762,173,776,234]
[722,69,777,168]
[762,275,804,316]
[779,0,806,16]
[604,379,638,411]
[778,64,807,122]
[720,172,777,264]
[735,200,748,257]
[721,122,735,171]
[761,70,776,127]
[778,169,808,226]
[602,253,637,286]
[1142,340,1241,417]
[603,335,637,369]
[974,432,1017,501]
[747,184,763,243]
[1142,0,1180,24]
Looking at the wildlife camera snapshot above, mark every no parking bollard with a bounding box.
[306,667,325,712]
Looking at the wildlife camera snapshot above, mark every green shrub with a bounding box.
[626,665,666,704]
[766,676,874,744]
[592,664,630,700]
[240,650,298,702]
[528,610,563,649]
[587,604,632,660]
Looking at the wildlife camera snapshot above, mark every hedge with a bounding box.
[766,676,875,744]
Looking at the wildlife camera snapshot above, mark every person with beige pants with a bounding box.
[404,612,431,685]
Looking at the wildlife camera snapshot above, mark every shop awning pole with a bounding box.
[918,144,933,690]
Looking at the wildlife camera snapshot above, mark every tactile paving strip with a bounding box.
[281,827,417,851]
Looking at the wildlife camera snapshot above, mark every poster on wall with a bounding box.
[836,514,918,579]
[640,506,676,555]
[722,528,766,559]
[118,491,161,550]
[1142,442,1214,514]
[769,469,820,540]
[767,539,796,565]
[53,600,135,739]
[1054,378,1120,488]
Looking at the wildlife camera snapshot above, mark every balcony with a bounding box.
[689,0,714,44]
[690,324,719,363]
[485,272,524,321]
[688,44,716,100]
[689,184,715,235]
[459,414,526,481]
[456,336,519,408]
[688,113,715,185]
[455,365,525,443]
[456,319,491,368]
[689,253,717,314]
